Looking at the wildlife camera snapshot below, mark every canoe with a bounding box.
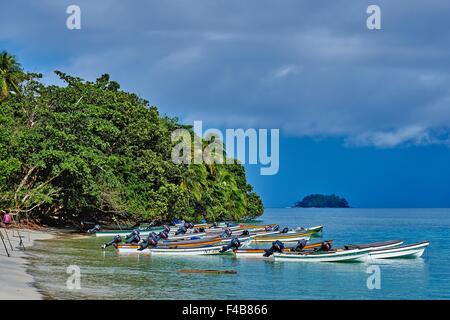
[366,241,429,260]
[233,240,333,259]
[274,248,371,262]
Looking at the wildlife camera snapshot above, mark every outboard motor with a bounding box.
[126,229,140,239]
[87,224,101,233]
[319,241,332,252]
[281,227,289,234]
[219,238,241,253]
[184,222,191,229]
[175,226,187,235]
[265,225,279,232]
[264,240,285,257]
[158,231,169,240]
[101,235,122,249]
[294,239,308,252]
[221,228,232,238]
[241,230,250,236]
[163,225,170,233]
[125,230,141,244]
[138,234,158,251]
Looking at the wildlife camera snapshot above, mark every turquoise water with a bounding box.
[28,208,450,299]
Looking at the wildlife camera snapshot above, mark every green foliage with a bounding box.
[0,51,25,100]
[0,54,264,225]
[294,194,349,208]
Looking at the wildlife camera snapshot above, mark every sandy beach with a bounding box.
[0,227,55,300]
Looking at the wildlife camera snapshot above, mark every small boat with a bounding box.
[295,225,323,234]
[274,248,371,263]
[117,235,253,254]
[252,232,312,243]
[343,240,404,251]
[366,241,429,260]
[117,239,251,255]
[94,227,165,238]
[233,240,333,259]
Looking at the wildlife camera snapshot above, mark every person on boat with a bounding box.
[263,240,285,257]
[219,237,241,253]
[101,235,122,249]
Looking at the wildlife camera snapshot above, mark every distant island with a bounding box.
[293,194,349,208]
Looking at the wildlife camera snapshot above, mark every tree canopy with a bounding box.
[0,51,24,100]
[294,194,349,208]
[0,53,263,226]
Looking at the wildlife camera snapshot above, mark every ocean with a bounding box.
[28,208,450,299]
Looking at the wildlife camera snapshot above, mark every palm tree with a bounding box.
[0,51,24,100]
[179,164,208,202]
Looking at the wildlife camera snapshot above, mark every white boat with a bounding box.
[366,241,429,260]
[343,240,404,251]
[252,233,311,243]
[274,248,371,263]
[234,240,332,259]
[117,238,252,255]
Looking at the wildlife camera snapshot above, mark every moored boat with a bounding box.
[366,241,429,260]
[117,239,251,255]
[274,248,371,262]
[234,240,333,259]
[252,232,312,243]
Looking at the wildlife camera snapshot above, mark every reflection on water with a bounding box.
[28,208,450,299]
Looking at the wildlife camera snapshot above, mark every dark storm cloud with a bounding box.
[2,0,450,147]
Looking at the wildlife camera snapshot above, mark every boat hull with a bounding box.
[274,248,370,262]
[366,241,429,260]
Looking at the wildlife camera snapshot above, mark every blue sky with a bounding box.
[1,0,450,207]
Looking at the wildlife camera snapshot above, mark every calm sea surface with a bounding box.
[28,208,450,299]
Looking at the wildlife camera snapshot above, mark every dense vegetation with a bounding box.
[294,194,349,208]
[0,52,263,227]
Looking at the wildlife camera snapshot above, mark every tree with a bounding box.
[0,54,265,226]
[294,194,349,208]
[0,51,24,100]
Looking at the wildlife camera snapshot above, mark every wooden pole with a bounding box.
[0,229,10,257]
[3,228,14,251]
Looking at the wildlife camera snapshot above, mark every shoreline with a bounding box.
[0,227,56,300]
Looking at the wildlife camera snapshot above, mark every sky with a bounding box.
[1,0,450,207]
